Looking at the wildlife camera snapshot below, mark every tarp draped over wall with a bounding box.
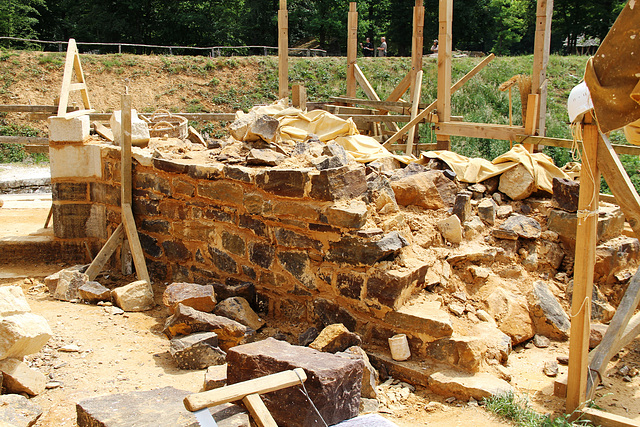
[584,0,640,135]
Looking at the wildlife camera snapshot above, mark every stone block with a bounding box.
[54,269,90,301]
[0,312,52,360]
[163,240,191,261]
[48,115,90,143]
[208,247,238,274]
[494,215,541,240]
[384,302,453,340]
[133,172,172,196]
[312,298,357,331]
[528,281,570,340]
[52,203,92,239]
[52,182,88,202]
[0,286,31,317]
[498,164,535,200]
[391,171,456,209]
[230,112,278,142]
[0,358,46,396]
[328,232,408,265]
[277,250,315,289]
[309,324,362,353]
[429,370,513,400]
[309,166,368,201]
[247,148,285,166]
[0,394,42,427]
[336,272,364,299]
[90,182,121,206]
[78,281,111,303]
[163,282,216,314]
[325,201,368,229]
[163,304,247,351]
[111,280,155,312]
[227,338,364,427]
[204,364,228,390]
[141,219,171,234]
[222,231,246,256]
[49,143,102,179]
[256,169,309,198]
[485,287,533,345]
[547,206,625,248]
[275,228,322,251]
[110,109,150,147]
[170,332,226,370]
[340,346,379,399]
[453,191,472,222]
[223,165,255,183]
[76,387,249,427]
[552,177,579,212]
[477,198,497,225]
[214,297,264,331]
[437,214,463,244]
[197,181,244,204]
[366,264,428,310]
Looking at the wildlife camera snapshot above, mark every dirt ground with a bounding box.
[1,196,640,426]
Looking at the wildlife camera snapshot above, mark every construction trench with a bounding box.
[2,0,640,426]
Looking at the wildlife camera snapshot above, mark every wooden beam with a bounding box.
[85,223,125,281]
[410,0,425,99]
[383,53,495,148]
[0,136,49,145]
[57,38,92,117]
[23,145,49,154]
[31,112,238,122]
[346,2,358,99]
[532,0,553,136]
[0,105,76,113]
[597,133,640,239]
[435,122,526,141]
[566,114,600,413]
[121,94,133,206]
[278,0,289,100]
[354,64,381,102]
[292,84,307,110]
[523,93,540,152]
[242,394,278,427]
[93,122,114,142]
[580,407,640,427]
[184,368,307,412]
[436,0,453,150]
[587,265,640,400]
[122,204,151,284]
[406,70,423,155]
[517,135,640,156]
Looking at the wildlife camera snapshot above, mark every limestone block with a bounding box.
[163,304,247,351]
[547,205,625,249]
[498,164,536,200]
[437,214,463,244]
[204,364,227,390]
[48,115,90,143]
[0,313,52,360]
[163,282,216,314]
[230,112,278,143]
[54,269,90,301]
[110,109,150,147]
[111,280,155,312]
[429,370,513,400]
[0,394,43,427]
[227,338,364,427]
[492,215,541,240]
[385,302,453,340]
[310,323,362,353]
[76,387,249,427]
[325,200,368,229]
[0,358,47,396]
[246,148,285,166]
[391,171,457,209]
[328,231,408,265]
[169,332,226,370]
[0,286,31,317]
[78,281,111,303]
[49,144,102,179]
[214,297,264,331]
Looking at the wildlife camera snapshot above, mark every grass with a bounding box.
[484,393,592,427]
[0,121,47,163]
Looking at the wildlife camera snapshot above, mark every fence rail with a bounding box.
[0,36,327,57]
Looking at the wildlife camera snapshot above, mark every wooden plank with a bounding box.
[354,64,381,102]
[0,136,49,145]
[346,2,358,99]
[597,133,640,239]
[292,84,307,110]
[184,368,307,412]
[348,114,415,123]
[23,145,49,154]
[63,109,94,119]
[93,122,114,142]
[566,114,600,413]
[0,105,66,113]
[242,393,278,427]
[532,0,553,135]
[85,223,124,281]
[31,112,238,122]
[121,204,151,284]
[57,39,77,117]
[406,70,423,155]
[517,135,640,156]
[435,122,527,141]
[389,143,437,152]
[330,96,413,112]
[581,407,640,427]
[68,82,87,92]
[278,0,289,100]
[72,49,92,111]
[121,94,132,205]
[523,94,540,152]
[383,53,495,148]
[436,0,453,150]
[587,265,640,399]
[410,0,425,99]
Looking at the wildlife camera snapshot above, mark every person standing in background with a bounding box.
[377,37,387,57]
[360,37,374,57]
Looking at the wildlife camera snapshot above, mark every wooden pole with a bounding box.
[436,0,453,150]
[292,84,307,110]
[347,2,358,99]
[406,70,423,155]
[121,93,132,205]
[532,0,553,137]
[278,0,289,100]
[566,112,600,413]
[410,0,425,100]
[523,94,540,152]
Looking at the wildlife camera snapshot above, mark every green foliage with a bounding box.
[0,0,44,44]
[484,393,592,427]
[0,122,44,164]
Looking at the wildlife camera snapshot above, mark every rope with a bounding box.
[294,370,329,427]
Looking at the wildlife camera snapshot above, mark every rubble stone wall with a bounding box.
[51,143,444,357]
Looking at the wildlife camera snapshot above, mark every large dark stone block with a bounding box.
[249,242,275,269]
[52,203,92,239]
[275,228,322,251]
[90,182,121,206]
[256,169,309,198]
[239,215,268,238]
[313,298,357,331]
[552,177,579,212]
[227,338,363,427]
[153,158,189,174]
[222,231,246,256]
[163,240,191,261]
[327,232,408,265]
[141,219,171,234]
[309,166,368,201]
[133,172,172,196]
[139,233,163,258]
[208,246,238,274]
[53,182,88,201]
[336,272,364,299]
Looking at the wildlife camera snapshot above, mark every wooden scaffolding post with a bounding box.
[436,0,453,150]
[410,0,425,100]
[278,0,289,100]
[406,70,423,155]
[531,0,553,137]
[566,112,600,413]
[346,2,358,99]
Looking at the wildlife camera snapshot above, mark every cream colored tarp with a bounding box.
[239,100,413,164]
[422,144,569,193]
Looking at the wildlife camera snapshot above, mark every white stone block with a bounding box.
[0,358,47,396]
[112,280,155,312]
[49,143,102,178]
[110,109,150,147]
[0,312,52,360]
[48,115,90,143]
[0,286,31,317]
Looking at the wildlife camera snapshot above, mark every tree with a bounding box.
[0,0,45,44]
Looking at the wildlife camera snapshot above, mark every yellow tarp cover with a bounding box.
[422,144,569,193]
[239,100,414,164]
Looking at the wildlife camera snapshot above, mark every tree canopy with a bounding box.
[0,0,628,56]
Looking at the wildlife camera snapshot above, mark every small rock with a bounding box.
[246,148,285,166]
[170,332,226,370]
[0,394,43,427]
[499,163,535,200]
[448,302,465,317]
[476,310,493,323]
[557,355,569,365]
[445,397,456,404]
[111,280,155,312]
[204,364,227,390]
[437,215,463,244]
[59,344,80,352]
[299,327,319,347]
[111,306,124,315]
[359,398,379,414]
[45,381,63,389]
[478,198,497,225]
[453,191,472,223]
[0,358,47,396]
[78,281,111,303]
[590,323,608,349]
[54,269,90,302]
[623,375,632,382]
[309,324,362,353]
[214,297,264,331]
[619,365,630,376]
[162,282,216,314]
[496,205,513,218]
[543,360,559,377]
[533,335,550,348]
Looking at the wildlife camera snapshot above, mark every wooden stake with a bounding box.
[523,94,540,152]
[436,0,453,150]
[406,70,423,155]
[566,113,600,413]
[278,0,289,100]
[410,0,425,100]
[532,0,553,136]
[57,39,94,118]
[292,84,307,110]
[346,2,358,99]
[242,394,278,427]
